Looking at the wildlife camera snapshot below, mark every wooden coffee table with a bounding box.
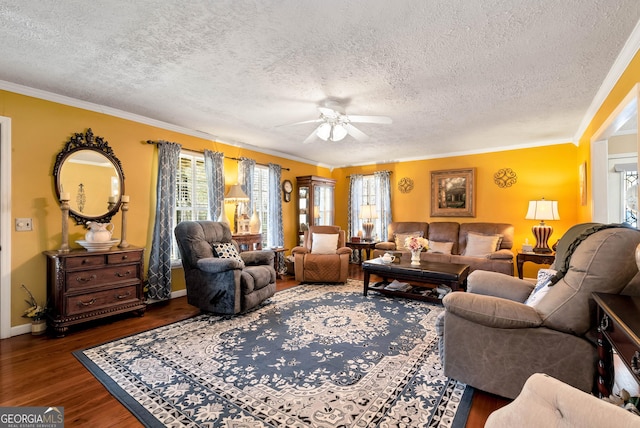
[362,258,470,304]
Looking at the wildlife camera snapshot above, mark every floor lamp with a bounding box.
[359,204,378,241]
[225,184,249,234]
[525,198,560,253]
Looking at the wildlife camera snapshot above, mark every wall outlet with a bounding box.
[15,218,33,231]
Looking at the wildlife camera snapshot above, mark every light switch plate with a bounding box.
[15,218,33,231]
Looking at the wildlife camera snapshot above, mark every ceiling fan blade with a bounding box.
[345,124,369,142]
[276,118,322,127]
[302,126,320,144]
[346,115,393,124]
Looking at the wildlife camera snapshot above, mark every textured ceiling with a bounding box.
[1,1,639,167]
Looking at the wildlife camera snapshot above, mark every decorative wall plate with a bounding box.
[494,168,517,188]
[398,177,414,193]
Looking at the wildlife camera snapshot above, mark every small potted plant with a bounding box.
[21,284,47,335]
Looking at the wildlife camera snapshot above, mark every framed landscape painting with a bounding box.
[431,168,476,217]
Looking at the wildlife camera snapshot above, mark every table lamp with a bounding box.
[525,198,559,253]
[359,204,378,241]
[225,184,249,234]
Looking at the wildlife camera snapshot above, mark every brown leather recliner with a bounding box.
[291,225,352,283]
[436,223,640,399]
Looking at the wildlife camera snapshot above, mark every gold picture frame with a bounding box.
[431,168,476,217]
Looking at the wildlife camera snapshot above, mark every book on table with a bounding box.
[384,280,411,292]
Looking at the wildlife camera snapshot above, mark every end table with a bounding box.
[345,240,378,264]
[516,251,555,279]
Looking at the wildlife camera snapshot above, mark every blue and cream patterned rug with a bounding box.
[74,280,472,427]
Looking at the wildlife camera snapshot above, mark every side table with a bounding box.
[232,233,262,252]
[516,251,555,279]
[264,247,288,278]
[345,240,378,264]
[593,292,640,398]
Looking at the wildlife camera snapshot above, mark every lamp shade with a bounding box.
[359,204,379,220]
[525,199,559,221]
[224,184,249,202]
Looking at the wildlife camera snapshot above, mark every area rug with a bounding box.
[74,279,473,427]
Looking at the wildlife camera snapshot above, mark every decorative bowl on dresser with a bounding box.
[44,246,146,337]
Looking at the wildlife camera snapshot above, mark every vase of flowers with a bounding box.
[405,236,429,265]
[21,284,47,335]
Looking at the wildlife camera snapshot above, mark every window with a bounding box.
[252,165,269,246]
[623,170,638,227]
[360,175,380,238]
[172,151,208,260]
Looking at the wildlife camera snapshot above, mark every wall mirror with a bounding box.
[53,128,125,225]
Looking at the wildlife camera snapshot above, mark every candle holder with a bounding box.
[118,199,129,248]
[59,196,70,253]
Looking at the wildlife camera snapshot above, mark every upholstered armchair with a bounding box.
[291,225,352,283]
[174,221,276,314]
[436,223,640,399]
[485,373,640,427]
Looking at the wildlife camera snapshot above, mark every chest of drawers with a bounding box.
[44,247,146,337]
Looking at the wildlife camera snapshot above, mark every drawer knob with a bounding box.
[632,351,640,375]
[115,270,132,278]
[599,314,610,332]
[76,274,97,283]
[78,298,96,307]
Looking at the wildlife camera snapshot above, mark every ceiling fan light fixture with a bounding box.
[330,123,348,141]
[316,123,331,141]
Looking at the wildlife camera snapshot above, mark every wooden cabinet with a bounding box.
[593,292,640,398]
[296,175,336,243]
[44,247,146,337]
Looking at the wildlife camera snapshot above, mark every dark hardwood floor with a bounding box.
[0,264,509,427]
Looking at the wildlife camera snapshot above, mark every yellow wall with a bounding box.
[1,90,330,327]
[333,144,578,278]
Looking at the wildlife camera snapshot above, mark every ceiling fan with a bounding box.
[288,101,392,144]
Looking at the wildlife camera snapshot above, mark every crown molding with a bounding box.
[0,80,331,169]
[574,19,640,143]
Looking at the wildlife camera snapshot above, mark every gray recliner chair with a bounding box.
[436,223,640,399]
[174,221,276,314]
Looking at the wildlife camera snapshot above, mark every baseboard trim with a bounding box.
[9,289,188,337]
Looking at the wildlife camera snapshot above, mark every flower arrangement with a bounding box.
[21,284,46,321]
[405,236,429,252]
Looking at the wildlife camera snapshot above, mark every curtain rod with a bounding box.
[146,140,290,171]
[346,171,393,178]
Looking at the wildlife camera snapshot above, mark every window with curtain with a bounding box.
[252,165,269,246]
[172,151,208,260]
[361,174,378,232]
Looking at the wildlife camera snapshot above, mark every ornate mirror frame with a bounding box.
[53,128,125,225]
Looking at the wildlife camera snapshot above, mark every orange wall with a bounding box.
[333,144,578,278]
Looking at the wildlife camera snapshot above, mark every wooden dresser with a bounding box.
[44,247,146,337]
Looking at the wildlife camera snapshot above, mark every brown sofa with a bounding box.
[372,221,515,275]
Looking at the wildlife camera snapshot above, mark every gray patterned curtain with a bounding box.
[204,150,225,220]
[268,163,285,272]
[238,157,256,215]
[374,170,392,242]
[147,141,181,301]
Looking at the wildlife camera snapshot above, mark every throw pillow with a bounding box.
[212,242,245,267]
[525,268,557,307]
[427,241,454,255]
[311,233,339,254]
[394,231,424,250]
[463,232,502,258]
